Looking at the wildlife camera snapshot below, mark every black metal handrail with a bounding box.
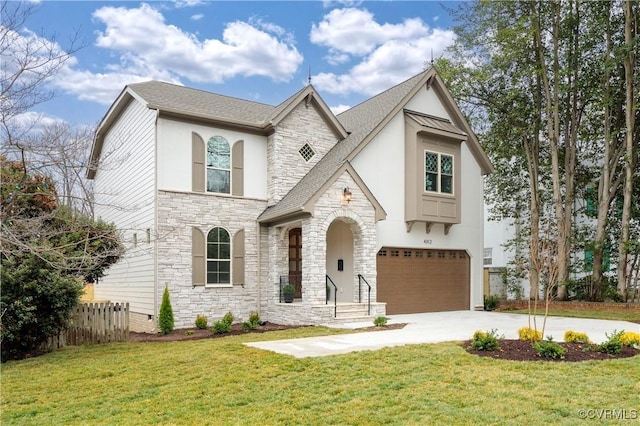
[358,274,371,316]
[326,275,337,318]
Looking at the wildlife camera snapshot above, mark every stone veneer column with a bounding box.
[304,171,380,307]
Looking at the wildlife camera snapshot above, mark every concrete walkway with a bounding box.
[245,311,640,358]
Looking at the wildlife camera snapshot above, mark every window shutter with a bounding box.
[232,229,245,285]
[192,227,205,286]
[192,132,205,192]
[232,140,244,196]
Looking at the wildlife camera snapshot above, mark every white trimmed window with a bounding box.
[207,227,231,285]
[207,136,230,193]
[425,151,454,195]
[483,248,493,266]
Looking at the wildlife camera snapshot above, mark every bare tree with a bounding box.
[1,0,83,147]
[2,122,96,215]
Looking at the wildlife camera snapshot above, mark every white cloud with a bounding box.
[311,8,427,56]
[91,4,302,84]
[35,3,303,105]
[310,7,455,97]
[11,111,66,128]
[330,104,351,115]
[172,0,205,8]
[191,13,204,21]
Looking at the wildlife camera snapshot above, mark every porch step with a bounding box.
[335,303,372,319]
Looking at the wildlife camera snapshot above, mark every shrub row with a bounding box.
[193,311,262,334]
[469,327,639,359]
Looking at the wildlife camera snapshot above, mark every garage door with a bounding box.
[377,248,470,314]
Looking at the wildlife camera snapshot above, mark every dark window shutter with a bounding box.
[192,227,205,286]
[232,229,245,285]
[192,132,205,192]
[232,140,244,196]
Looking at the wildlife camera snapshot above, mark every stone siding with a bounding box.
[156,190,267,328]
[267,101,338,204]
[259,170,385,325]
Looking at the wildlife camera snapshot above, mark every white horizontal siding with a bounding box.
[93,99,156,314]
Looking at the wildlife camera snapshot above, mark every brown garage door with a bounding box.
[377,248,470,314]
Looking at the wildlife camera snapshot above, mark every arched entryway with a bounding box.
[326,220,354,303]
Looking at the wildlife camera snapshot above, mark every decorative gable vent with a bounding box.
[298,143,315,162]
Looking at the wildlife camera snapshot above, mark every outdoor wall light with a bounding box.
[342,187,353,203]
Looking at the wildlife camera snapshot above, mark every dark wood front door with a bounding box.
[288,228,302,298]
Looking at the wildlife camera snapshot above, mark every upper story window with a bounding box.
[483,248,493,265]
[425,151,454,195]
[207,227,230,285]
[299,143,315,162]
[207,136,230,193]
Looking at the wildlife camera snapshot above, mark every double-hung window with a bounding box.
[425,151,454,195]
[207,227,230,285]
[207,136,230,194]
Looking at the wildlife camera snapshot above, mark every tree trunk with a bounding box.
[617,0,636,300]
[525,134,541,300]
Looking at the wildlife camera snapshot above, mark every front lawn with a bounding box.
[2,326,639,425]
[504,308,640,323]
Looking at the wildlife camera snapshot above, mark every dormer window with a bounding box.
[299,143,315,162]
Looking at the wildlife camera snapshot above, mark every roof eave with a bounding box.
[87,88,140,179]
[153,106,267,132]
[258,208,311,226]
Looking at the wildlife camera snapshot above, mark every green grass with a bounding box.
[2,326,639,426]
[505,308,640,323]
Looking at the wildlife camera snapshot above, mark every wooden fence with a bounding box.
[49,302,129,348]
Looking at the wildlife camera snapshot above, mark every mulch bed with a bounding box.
[464,339,640,362]
[129,322,407,343]
[129,323,301,342]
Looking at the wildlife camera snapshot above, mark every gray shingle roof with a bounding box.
[127,81,276,126]
[258,70,431,222]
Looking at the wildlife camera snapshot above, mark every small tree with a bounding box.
[158,285,174,334]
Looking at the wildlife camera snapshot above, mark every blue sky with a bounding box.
[12,1,460,129]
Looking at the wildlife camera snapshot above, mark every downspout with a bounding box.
[256,220,261,316]
[153,108,160,325]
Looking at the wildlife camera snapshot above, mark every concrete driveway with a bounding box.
[245,311,640,358]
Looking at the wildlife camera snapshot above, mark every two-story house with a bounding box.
[88,68,493,332]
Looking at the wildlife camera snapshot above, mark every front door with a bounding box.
[288,228,302,298]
